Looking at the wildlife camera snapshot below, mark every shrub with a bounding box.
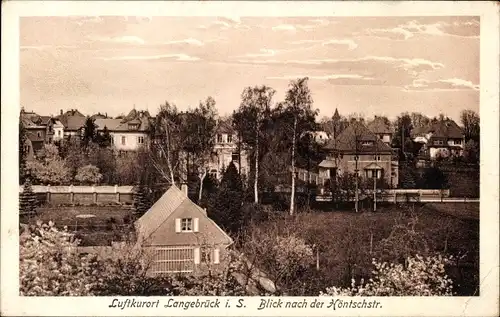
[20,179,38,219]
[75,165,103,185]
[19,221,102,296]
[320,254,454,296]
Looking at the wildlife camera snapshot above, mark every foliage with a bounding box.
[181,97,218,201]
[233,85,276,203]
[25,144,71,185]
[205,162,246,234]
[20,178,38,218]
[240,221,315,295]
[19,120,28,183]
[19,221,101,296]
[321,254,454,296]
[82,117,98,147]
[133,182,151,217]
[422,167,448,189]
[75,164,103,185]
[460,110,480,143]
[392,113,414,159]
[463,139,479,164]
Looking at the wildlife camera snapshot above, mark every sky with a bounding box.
[20,16,479,122]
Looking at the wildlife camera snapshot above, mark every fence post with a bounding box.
[92,185,97,204]
[69,184,74,204]
[46,184,51,203]
[115,185,120,203]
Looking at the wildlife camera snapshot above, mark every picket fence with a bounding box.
[20,185,134,205]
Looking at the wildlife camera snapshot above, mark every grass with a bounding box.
[28,205,135,246]
[249,202,479,296]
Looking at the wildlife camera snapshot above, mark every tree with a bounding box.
[422,167,448,190]
[460,110,480,143]
[410,112,430,130]
[82,117,98,147]
[75,164,103,185]
[463,139,480,164]
[148,102,185,187]
[234,85,275,204]
[19,120,28,183]
[392,113,414,160]
[20,221,101,296]
[97,126,112,148]
[133,181,151,218]
[25,144,71,185]
[321,254,454,296]
[206,162,246,234]
[282,77,316,215]
[183,97,218,201]
[20,178,38,219]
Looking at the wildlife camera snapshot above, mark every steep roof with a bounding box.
[428,120,464,139]
[216,119,235,134]
[134,186,233,246]
[411,119,464,139]
[94,118,122,131]
[324,120,393,154]
[367,117,393,134]
[65,116,87,131]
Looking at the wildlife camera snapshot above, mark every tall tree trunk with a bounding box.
[198,169,206,202]
[165,121,175,187]
[254,130,259,204]
[290,117,297,216]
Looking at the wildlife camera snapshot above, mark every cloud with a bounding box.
[90,35,146,45]
[199,17,249,30]
[236,49,283,58]
[267,74,373,80]
[98,54,200,61]
[70,16,104,26]
[405,78,479,91]
[366,19,480,40]
[163,38,204,46]
[20,45,78,51]
[272,19,331,32]
[267,74,380,87]
[289,39,358,50]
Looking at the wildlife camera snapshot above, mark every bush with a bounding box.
[75,165,103,185]
[19,221,102,296]
[321,254,454,296]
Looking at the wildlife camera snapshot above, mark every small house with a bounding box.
[134,184,233,275]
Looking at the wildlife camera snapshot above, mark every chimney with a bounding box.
[60,109,63,115]
[181,184,188,196]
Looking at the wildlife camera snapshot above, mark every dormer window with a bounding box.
[361,141,374,146]
[227,134,233,143]
[128,124,139,130]
[217,134,223,143]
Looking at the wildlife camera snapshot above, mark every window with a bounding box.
[137,136,144,144]
[434,140,443,145]
[217,134,223,143]
[181,218,193,232]
[362,141,374,146]
[232,152,239,162]
[37,132,41,138]
[58,130,61,136]
[366,170,380,179]
[121,136,126,145]
[374,155,381,161]
[151,247,194,274]
[227,134,233,143]
[201,247,212,264]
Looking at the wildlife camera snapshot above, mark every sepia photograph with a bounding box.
[2,1,499,316]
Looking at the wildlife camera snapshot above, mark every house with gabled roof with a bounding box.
[209,118,250,179]
[320,120,399,188]
[412,119,465,160]
[366,116,394,146]
[134,184,233,275]
[94,109,151,151]
[20,109,56,159]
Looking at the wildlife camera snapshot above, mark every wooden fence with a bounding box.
[20,185,134,205]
